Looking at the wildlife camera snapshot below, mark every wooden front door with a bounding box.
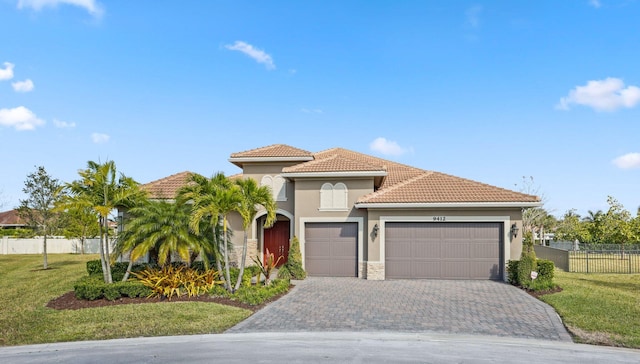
[264,220,290,267]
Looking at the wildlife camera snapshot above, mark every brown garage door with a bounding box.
[305,222,357,277]
[385,222,503,280]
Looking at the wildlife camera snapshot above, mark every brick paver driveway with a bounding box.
[227,278,571,341]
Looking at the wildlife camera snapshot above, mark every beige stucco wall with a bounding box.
[238,163,298,217]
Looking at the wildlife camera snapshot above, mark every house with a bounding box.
[140,144,539,281]
[0,209,28,230]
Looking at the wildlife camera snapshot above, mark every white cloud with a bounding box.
[91,132,109,144]
[12,79,34,93]
[225,41,275,70]
[0,106,45,131]
[17,0,104,17]
[589,0,602,8]
[612,153,640,169]
[556,78,640,112]
[369,137,407,157]
[53,118,76,128]
[0,62,15,80]
[466,5,483,28]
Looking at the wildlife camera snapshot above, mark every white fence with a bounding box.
[0,237,108,255]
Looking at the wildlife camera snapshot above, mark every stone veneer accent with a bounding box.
[365,261,385,280]
[231,239,259,266]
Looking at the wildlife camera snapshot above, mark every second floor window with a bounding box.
[320,182,348,210]
[261,175,287,201]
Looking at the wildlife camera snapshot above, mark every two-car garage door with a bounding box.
[385,222,503,280]
[303,221,503,280]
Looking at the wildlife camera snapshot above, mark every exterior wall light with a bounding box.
[510,223,519,238]
[372,223,379,239]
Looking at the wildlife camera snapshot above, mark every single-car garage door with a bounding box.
[385,222,503,280]
[305,222,357,277]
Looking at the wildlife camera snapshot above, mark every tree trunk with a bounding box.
[103,217,113,283]
[122,256,134,281]
[213,226,223,276]
[98,217,110,283]
[42,233,48,270]
[234,229,249,292]
[223,217,232,292]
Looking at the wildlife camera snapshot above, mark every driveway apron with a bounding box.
[227,278,571,341]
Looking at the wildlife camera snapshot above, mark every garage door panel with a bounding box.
[385,222,503,280]
[444,243,471,259]
[305,222,357,277]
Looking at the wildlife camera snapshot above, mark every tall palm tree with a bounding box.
[233,177,276,292]
[178,172,241,291]
[65,161,146,283]
[115,200,210,278]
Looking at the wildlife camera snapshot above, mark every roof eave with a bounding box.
[354,201,542,209]
[281,171,388,178]
[228,156,314,167]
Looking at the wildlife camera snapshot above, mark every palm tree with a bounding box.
[65,161,146,283]
[234,177,276,292]
[115,200,211,280]
[178,172,241,291]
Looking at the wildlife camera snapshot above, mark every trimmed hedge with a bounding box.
[74,276,152,301]
[86,260,158,281]
[507,259,556,291]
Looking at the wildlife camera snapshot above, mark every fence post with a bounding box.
[586,251,589,273]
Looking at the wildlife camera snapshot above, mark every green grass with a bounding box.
[0,254,252,346]
[540,270,640,348]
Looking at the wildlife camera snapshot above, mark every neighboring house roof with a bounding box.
[141,171,193,199]
[0,209,28,228]
[141,145,540,206]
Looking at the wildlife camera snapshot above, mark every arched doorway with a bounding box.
[261,215,291,267]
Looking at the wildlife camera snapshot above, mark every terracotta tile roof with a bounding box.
[314,148,424,189]
[357,171,539,204]
[282,154,386,173]
[230,144,314,158]
[0,210,27,227]
[145,145,539,204]
[141,171,194,199]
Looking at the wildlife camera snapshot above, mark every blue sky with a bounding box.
[1,0,639,218]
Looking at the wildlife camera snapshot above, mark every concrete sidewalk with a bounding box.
[1,332,638,364]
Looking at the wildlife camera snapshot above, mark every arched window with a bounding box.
[320,182,348,210]
[261,175,287,201]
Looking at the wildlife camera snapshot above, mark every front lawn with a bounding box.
[539,270,640,348]
[0,254,252,346]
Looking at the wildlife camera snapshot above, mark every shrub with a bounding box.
[282,236,306,280]
[506,260,519,285]
[517,253,537,287]
[234,278,290,305]
[277,265,292,280]
[507,258,556,291]
[74,276,105,300]
[86,260,102,276]
[132,265,222,300]
[116,281,152,298]
[74,276,154,301]
[86,259,155,280]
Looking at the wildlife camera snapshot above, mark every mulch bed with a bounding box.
[524,286,563,298]
[47,288,292,312]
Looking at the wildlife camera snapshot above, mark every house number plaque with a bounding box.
[432,216,446,222]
